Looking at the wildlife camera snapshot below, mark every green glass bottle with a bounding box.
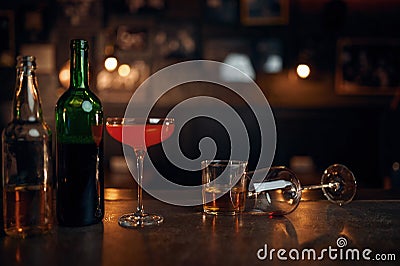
[55,39,104,226]
[2,56,53,237]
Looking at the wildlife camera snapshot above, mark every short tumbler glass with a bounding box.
[202,160,248,215]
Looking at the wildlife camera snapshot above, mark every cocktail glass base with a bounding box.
[118,212,164,228]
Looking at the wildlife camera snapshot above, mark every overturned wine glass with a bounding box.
[246,164,357,216]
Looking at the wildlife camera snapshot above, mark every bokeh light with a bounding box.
[105,56,118,72]
[296,64,311,79]
[118,64,131,77]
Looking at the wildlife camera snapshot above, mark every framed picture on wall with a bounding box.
[335,38,400,95]
[240,0,289,26]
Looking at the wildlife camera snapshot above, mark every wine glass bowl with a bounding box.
[106,117,174,228]
[249,166,302,216]
[248,164,357,216]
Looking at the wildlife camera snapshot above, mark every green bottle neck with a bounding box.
[13,56,43,122]
[70,39,89,89]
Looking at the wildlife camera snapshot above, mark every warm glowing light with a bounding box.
[104,56,118,71]
[118,64,131,77]
[58,60,70,88]
[104,45,114,56]
[296,64,311,79]
[393,162,400,171]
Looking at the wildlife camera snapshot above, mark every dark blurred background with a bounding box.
[1,0,400,189]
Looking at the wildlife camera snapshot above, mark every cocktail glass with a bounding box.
[106,117,174,227]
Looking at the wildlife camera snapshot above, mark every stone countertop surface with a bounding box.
[0,188,399,266]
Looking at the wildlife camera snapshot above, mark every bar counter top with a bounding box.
[1,188,400,266]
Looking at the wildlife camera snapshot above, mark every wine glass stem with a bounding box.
[302,182,339,191]
[135,149,146,216]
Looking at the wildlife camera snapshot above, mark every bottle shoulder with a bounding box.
[56,87,103,111]
[55,87,104,144]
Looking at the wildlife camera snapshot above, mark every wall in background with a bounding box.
[1,0,400,187]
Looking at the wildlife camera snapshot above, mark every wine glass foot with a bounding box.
[118,213,164,228]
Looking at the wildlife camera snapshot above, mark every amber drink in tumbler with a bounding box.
[202,160,247,215]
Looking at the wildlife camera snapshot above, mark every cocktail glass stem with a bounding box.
[135,149,146,216]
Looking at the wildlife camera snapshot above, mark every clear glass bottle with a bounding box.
[2,55,53,238]
[55,39,104,226]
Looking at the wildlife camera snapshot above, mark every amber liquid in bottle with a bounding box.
[2,56,53,237]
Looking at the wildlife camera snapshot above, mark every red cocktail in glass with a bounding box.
[106,117,174,228]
